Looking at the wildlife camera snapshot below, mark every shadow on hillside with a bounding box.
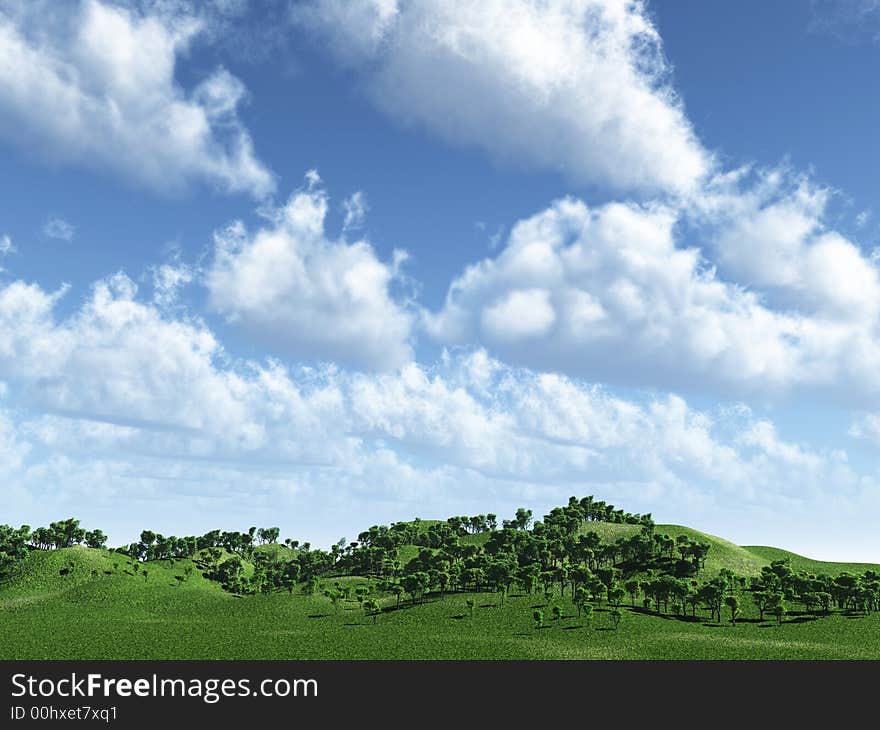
[630,607,701,623]
[307,613,328,618]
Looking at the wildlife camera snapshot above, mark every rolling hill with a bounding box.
[3,520,880,660]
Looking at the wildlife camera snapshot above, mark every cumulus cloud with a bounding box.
[43,217,75,242]
[150,258,194,308]
[206,174,414,370]
[293,0,710,196]
[0,0,273,197]
[0,233,13,255]
[696,169,880,322]
[0,266,875,553]
[426,175,880,403]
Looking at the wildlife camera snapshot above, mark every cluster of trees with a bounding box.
[9,496,880,632]
[0,524,31,577]
[337,505,703,614]
[0,519,106,579]
[748,560,880,622]
[126,526,281,562]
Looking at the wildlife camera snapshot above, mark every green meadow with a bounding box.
[3,521,880,660]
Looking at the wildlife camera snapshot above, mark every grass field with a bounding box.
[3,526,880,660]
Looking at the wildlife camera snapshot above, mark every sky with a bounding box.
[2,0,880,560]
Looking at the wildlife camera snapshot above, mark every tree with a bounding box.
[582,604,593,629]
[515,508,533,531]
[303,575,320,595]
[551,604,563,623]
[767,592,786,625]
[325,589,344,614]
[256,527,280,545]
[752,590,769,622]
[724,595,739,625]
[84,529,107,549]
[363,598,381,624]
[466,598,476,619]
[573,586,589,617]
[609,609,622,630]
[625,579,641,607]
[533,609,544,629]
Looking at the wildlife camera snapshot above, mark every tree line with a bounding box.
[3,496,878,630]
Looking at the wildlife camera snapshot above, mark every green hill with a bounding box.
[742,545,880,576]
[5,519,880,660]
[576,522,766,577]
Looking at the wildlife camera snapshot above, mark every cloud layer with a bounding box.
[0,266,876,556]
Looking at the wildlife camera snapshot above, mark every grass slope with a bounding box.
[4,529,880,659]
[742,546,880,576]
[578,522,766,577]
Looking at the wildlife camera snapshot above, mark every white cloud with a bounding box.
[0,233,13,255]
[294,0,710,196]
[150,259,194,308]
[426,177,880,403]
[0,0,273,197]
[206,175,414,370]
[0,266,876,555]
[697,170,880,322]
[481,288,556,342]
[43,217,75,242]
[342,191,368,232]
[849,412,880,445]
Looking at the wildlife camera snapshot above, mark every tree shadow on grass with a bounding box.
[479,603,497,608]
[785,615,819,624]
[307,613,329,618]
[450,614,466,620]
[630,607,701,623]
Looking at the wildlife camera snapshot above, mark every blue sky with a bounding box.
[3,0,880,559]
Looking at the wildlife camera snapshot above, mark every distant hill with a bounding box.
[4,514,880,660]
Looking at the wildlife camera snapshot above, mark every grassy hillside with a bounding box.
[4,549,880,659]
[742,546,880,576]
[5,524,880,659]
[577,522,766,577]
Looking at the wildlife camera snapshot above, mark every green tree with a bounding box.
[363,598,381,624]
[533,609,544,629]
[767,592,786,625]
[609,609,622,630]
[724,595,739,625]
[624,579,640,607]
[84,529,107,549]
